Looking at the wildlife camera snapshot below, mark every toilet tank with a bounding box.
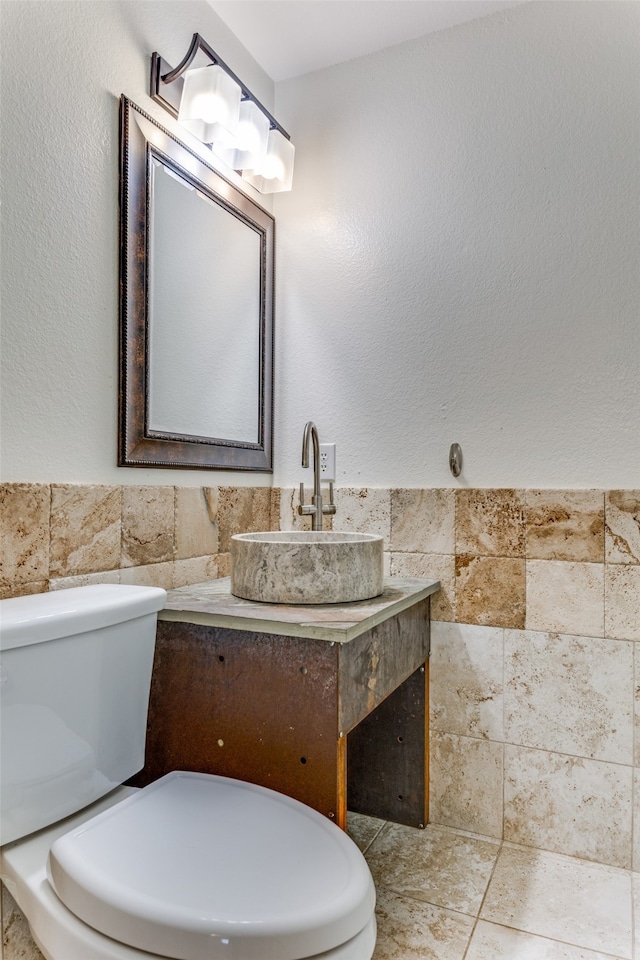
[0,584,166,845]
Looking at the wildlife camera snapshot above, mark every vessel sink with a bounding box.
[230,531,384,605]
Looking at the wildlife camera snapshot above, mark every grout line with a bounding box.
[430,727,633,773]
[497,837,632,874]
[501,625,506,846]
[362,818,388,857]
[0,881,4,960]
[347,812,388,857]
[460,838,504,960]
[460,916,480,960]
[632,667,637,960]
[469,918,629,960]
[632,870,636,960]
[476,839,504,919]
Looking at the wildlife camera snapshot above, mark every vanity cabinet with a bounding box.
[133,577,439,830]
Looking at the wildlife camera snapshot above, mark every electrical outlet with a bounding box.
[319,443,336,482]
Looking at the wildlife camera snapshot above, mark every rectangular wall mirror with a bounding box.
[119,96,274,471]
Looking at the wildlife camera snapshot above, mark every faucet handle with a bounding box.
[322,481,337,516]
[298,482,316,517]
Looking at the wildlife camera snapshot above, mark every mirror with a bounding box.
[118,96,274,470]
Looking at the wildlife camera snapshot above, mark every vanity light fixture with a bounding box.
[150,33,294,194]
[242,127,295,194]
[178,64,241,146]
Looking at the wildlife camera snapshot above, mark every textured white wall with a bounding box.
[2,2,638,490]
[273,1,640,488]
[0,0,274,485]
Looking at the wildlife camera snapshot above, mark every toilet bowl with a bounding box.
[0,585,376,960]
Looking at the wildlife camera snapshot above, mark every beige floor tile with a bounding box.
[480,845,633,958]
[372,887,474,960]
[365,822,499,915]
[347,811,386,853]
[430,622,504,740]
[467,920,627,959]
[2,886,45,960]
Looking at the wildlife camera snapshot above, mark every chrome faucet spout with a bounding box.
[301,420,316,468]
[301,421,323,530]
[302,420,320,483]
[298,421,335,531]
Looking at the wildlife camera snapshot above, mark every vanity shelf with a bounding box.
[133,576,439,830]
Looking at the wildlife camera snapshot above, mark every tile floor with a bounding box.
[3,817,638,959]
[347,814,639,960]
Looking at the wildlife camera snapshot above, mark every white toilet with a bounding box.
[0,584,376,960]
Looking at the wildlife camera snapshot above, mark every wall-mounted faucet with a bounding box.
[298,421,336,531]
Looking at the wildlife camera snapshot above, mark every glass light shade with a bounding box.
[242,129,295,194]
[178,65,241,145]
[212,100,270,172]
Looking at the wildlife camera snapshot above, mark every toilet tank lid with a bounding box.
[0,585,167,651]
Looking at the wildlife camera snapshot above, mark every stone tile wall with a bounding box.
[1,482,638,872]
[294,485,637,872]
[0,484,280,597]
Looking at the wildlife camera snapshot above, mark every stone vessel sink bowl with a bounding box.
[230,531,384,605]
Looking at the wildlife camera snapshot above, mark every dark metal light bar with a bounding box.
[150,33,290,141]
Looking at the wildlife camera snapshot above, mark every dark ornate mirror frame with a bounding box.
[118,96,274,471]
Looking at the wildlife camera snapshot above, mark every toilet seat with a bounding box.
[48,772,376,960]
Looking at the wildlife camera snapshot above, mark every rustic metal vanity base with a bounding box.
[134,596,431,830]
[347,664,428,827]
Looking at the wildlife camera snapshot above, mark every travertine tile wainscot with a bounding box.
[2,485,639,956]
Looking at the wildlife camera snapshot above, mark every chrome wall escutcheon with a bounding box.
[449,443,463,478]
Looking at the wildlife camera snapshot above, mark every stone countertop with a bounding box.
[159,576,440,644]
